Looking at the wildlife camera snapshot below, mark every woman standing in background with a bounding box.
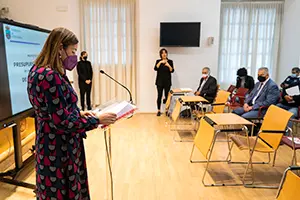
[77,51,93,111]
[154,48,174,116]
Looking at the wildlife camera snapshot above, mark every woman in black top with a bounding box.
[154,48,174,116]
[77,51,93,110]
[236,67,254,92]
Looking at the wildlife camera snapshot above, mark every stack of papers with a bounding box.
[94,101,136,120]
[287,137,300,145]
[286,86,300,96]
[180,88,193,91]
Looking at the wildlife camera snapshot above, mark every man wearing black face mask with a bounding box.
[77,51,93,110]
[233,67,280,118]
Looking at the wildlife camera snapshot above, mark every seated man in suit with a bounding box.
[277,82,300,128]
[233,67,280,118]
[195,67,218,103]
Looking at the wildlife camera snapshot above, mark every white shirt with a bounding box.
[240,76,246,88]
[252,78,270,105]
[198,76,210,92]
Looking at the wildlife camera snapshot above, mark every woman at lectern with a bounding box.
[27,28,117,200]
[154,48,174,116]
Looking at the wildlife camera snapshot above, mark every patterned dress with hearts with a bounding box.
[27,66,100,200]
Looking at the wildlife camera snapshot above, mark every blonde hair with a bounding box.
[35,27,78,74]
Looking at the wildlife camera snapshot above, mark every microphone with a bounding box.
[100,70,133,103]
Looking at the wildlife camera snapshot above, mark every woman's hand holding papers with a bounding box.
[81,110,117,125]
[96,112,117,125]
[80,111,96,118]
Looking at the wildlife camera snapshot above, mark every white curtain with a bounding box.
[78,0,136,106]
[218,2,284,87]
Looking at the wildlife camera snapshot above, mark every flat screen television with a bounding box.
[160,22,201,47]
[0,19,50,122]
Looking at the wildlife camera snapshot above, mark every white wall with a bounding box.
[136,0,221,112]
[277,0,300,83]
[0,0,80,81]
[1,0,221,112]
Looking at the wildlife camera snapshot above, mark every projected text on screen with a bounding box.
[3,23,48,115]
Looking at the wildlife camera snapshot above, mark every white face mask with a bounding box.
[202,74,208,78]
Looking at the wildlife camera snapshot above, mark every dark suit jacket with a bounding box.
[196,76,218,103]
[236,75,255,91]
[245,79,280,110]
[77,60,93,88]
[154,59,174,86]
[280,76,300,88]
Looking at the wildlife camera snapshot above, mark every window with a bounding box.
[85,3,134,65]
[218,2,283,86]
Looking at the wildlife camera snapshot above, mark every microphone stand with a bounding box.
[99,70,135,200]
[100,70,133,104]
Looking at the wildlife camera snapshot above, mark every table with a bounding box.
[205,113,254,136]
[190,113,254,187]
[178,96,209,122]
[171,96,209,142]
[178,96,209,117]
[205,113,253,126]
[178,96,208,103]
[165,88,192,114]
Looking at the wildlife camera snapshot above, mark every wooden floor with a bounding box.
[0,113,298,200]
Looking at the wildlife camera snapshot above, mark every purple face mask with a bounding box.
[62,51,78,71]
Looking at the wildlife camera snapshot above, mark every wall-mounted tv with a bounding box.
[0,19,50,122]
[160,22,201,47]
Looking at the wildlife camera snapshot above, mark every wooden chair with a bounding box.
[282,113,300,165]
[227,85,236,94]
[244,96,283,137]
[171,99,182,124]
[170,99,196,142]
[190,117,249,186]
[228,88,249,111]
[169,99,183,131]
[276,166,300,200]
[165,91,172,113]
[213,90,231,113]
[190,118,224,186]
[229,105,293,188]
[255,94,283,119]
[195,90,231,119]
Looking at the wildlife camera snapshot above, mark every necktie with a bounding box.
[252,83,263,104]
[199,78,207,92]
[257,82,263,91]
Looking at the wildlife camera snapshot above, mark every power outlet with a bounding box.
[0,7,9,17]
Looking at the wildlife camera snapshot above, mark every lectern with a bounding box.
[94,101,137,200]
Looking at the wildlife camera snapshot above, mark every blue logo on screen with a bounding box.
[5,26,11,40]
